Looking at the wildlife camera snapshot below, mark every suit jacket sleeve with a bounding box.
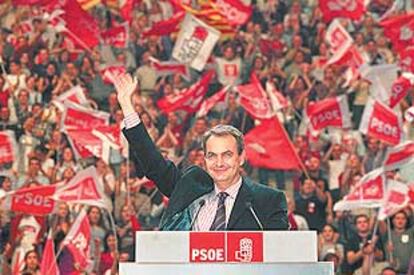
[123,123,180,197]
[264,190,289,230]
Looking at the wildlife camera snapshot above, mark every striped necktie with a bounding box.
[209,192,229,231]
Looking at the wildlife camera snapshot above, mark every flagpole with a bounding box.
[386,217,394,263]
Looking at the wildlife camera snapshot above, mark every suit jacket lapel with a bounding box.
[227,178,253,229]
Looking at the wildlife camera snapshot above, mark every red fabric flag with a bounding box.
[52,85,90,111]
[0,131,16,165]
[40,230,59,275]
[157,70,215,114]
[390,75,412,108]
[101,65,127,84]
[214,0,252,26]
[62,209,92,273]
[266,81,288,110]
[334,168,385,210]
[62,102,110,131]
[306,96,351,130]
[196,85,229,117]
[359,99,402,145]
[60,0,100,49]
[119,0,135,22]
[7,185,57,216]
[149,57,190,80]
[101,24,129,48]
[383,141,414,171]
[236,73,273,120]
[245,118,303,170]
[320,0,365,23]
[143,12,185,37]
[399,47,414,73]
[378,180,412,220]
[53,166,112,211]
[380,13,414,53]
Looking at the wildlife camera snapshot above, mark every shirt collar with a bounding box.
[214,177,243,199]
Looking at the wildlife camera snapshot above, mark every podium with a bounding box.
[119,231,334,275]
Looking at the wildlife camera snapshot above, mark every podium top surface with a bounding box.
[136,231,317,263]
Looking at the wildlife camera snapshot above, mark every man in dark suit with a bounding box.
[114,73,288,231]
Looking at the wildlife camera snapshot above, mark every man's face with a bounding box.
[356,216,369,234]
[204,134,244,190]
[392,212,407,230]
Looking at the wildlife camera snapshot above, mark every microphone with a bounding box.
[246,202,264,230]
[190,199,206,230]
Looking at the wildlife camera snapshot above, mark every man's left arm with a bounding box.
[264,191,289,230]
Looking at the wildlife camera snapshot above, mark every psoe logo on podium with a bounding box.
[189,232,225,262]
[227,232,263,262]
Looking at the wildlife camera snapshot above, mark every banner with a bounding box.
[306,96,351,130]
[172,14,220,71]
[383,141,414,171]
[245,118,303,170]
[380,13,414,53]
[196,85,229,117]
[378,180,412,221]
[101,23,129,48]
[214,0,252,26]
[320,0,365,23]
[53,166,112,211]
[62,209,92,273]
[325,19,353,56]
[0,131,16,165]
[149,57,190,80]
[157,70,215,114]
[236,74,273,120]
[334,168,385,211]
[359,99,402,145]
[8,185,57,216]
[61,101,110,131]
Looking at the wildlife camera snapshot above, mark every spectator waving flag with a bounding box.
[53,166,112,211]
[245,118,304,170]
[320,0,366,23]
[383,141,414,171]
[236,73,273,120]
[359,98,402,146]
[305,96,351,131]
[378,180,412,221]
[334,168,386,211]
[172,14,220,71]
[62,208,93,273]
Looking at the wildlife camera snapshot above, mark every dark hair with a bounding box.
[391,210,410,230]
[202,124,244,155]
[103,231,118,253]
[354,214,369,224]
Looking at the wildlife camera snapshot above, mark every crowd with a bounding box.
[0,0,412,274]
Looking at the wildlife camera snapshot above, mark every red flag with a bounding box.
[359,99,402,145]
[101,24,128,48]
[53,166,112,210]
[380,13,414,53]
[390,75,412,108]
[157,70,215,114]
[119,0,134,21]
[399,47,414,73]
[40,230,59,275]
[60,0,100,49]
[149,57,190,80]
[196,85,229,117]
[0,131,16,165]
[236,74,273,120]
[378,180,412,220]
[334,168,385,210]
[383,141,414,171]
[266,81,288,110]
[259,38,284,57]
[306,96,351,130]
[320,0,365,23]
[52,86,89,111]
[62,102,110,131]
[214,0,252,26]
[101,64,127,84]
[7,185,57,216]
[245,118,303,170]
[143,12,185,37]
[62,209,92,273]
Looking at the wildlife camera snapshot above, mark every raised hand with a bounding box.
[112,72,138,116]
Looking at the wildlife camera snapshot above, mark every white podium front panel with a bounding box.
[136,231,317,263]
[120,262,334,275]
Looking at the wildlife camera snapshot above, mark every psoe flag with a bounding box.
[172,14,220,71]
